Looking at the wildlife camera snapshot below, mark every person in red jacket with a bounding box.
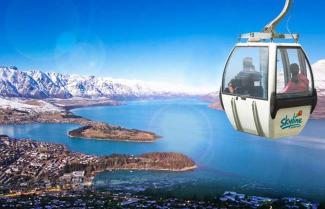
[281,63,309,94]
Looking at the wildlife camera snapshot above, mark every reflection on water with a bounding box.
[1,99,325,201]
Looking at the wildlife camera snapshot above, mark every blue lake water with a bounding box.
[1,99,325,201]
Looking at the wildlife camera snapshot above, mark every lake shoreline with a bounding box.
[0,99,198,196]
[46,97,122,111]
[0,106,160,142]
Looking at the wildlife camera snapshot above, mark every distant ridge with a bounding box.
[312,59,325,95]
[0,66,212,99]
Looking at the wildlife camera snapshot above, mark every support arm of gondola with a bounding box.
[264,0,292,34]
[239,0,299,42]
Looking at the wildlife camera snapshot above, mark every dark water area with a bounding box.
[1,99,325,201]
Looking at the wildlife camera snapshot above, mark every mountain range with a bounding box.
[0,66,212,99]
[0,60,324,99]
[312,59,325,95]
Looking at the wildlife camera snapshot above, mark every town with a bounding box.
[0,135,98,194]
[0,189,319,208]
[0,136,319,208]
[0,135,195,195]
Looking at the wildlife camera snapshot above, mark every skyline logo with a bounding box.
[280,110,303,130]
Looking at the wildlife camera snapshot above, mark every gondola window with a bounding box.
[223,47,268,99]
[276,47,313,98]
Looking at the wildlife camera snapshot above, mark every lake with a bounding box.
[1,99,325,201]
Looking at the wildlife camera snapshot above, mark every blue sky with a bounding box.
[0,0,324,89]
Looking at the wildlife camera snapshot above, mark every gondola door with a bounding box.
[270,46,316,138]
[222,45,270,136]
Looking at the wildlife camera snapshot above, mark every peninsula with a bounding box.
[69,125,159,142]
[0,135,196,195]
[0,97,159,142]
[46,97,121,111]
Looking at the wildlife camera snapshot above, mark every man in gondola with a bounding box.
[227,57,260,96]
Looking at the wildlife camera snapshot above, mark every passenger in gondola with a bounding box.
[226,57,258,95]
[227,79,238,93]
[281,63,309,94]
[242,57,256,72]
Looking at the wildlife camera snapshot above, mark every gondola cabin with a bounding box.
[220,34,317,138]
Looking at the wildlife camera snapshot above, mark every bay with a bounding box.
[1,99,325,200]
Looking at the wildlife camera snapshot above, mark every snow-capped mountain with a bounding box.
[312,59,325,95]
[0,66,212,99]
[27,70,72,98]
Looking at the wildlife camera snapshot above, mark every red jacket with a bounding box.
[281,74,309,94]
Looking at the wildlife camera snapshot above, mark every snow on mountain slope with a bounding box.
[0,66,213,99]
[0,97,62,113]
[27,70,72,98]
[312,59,325,95]
[0,66,46,98]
